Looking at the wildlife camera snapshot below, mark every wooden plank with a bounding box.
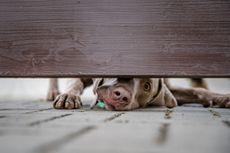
[0,0,230,77]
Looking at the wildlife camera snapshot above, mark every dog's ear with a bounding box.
[93,78,104,94]
[90,78,104,109]
[152,79,177,108]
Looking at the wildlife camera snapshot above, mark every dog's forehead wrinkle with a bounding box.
[151,78,160,91]
[117,78,133,83]
[132,78,140,100]
[102,78,118,86]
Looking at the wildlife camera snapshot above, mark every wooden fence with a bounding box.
[0,0,229,77]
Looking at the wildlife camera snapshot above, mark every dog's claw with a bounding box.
[53,94,82,109]
[213,95,230,108]
[225,102,230,108]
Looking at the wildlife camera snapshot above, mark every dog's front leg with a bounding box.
[53,78,84,109]
[47,78,60,101]
[170,87,230,108]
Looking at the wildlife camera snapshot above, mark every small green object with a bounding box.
[97,100,105,108]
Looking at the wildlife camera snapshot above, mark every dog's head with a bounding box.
[94,78,177,111]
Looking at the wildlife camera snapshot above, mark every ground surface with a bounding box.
[0,100,229,153]
[0,78,230,153]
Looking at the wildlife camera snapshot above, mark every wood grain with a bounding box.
[0,0,230,77]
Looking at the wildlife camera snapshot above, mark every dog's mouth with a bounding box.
[96,88,114,110]
[97,97,130,111]
[97,97,116,111]
[104,101,116,111]
[96,87,130,111]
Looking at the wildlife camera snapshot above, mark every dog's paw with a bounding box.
[53,93,82,109]
[213,95,230,108]
[47,89,60,101]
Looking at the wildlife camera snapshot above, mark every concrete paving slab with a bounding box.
[0,101,229,153]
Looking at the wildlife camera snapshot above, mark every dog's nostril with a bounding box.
[122,97,128,102]
[114,91,120,96]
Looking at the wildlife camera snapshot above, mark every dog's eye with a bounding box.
[143,82,151,91]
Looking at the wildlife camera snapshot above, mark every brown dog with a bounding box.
[48,78,230,110]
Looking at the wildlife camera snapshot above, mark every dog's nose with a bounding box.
[112,88,130,103]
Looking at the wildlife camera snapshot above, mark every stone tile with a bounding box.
[0,100,229,153]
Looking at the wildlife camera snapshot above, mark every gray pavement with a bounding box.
[0,78,229,153]
[0,100,229,153]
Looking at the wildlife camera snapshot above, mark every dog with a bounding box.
[47,78,230,110]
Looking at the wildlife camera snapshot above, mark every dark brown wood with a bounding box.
[0,0,230,77]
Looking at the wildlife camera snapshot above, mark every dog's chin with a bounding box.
[98,97,116,111]
[97,91,128,111]
[104,100,130,111]
[105,103,115,111]
[101,98,125,111]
